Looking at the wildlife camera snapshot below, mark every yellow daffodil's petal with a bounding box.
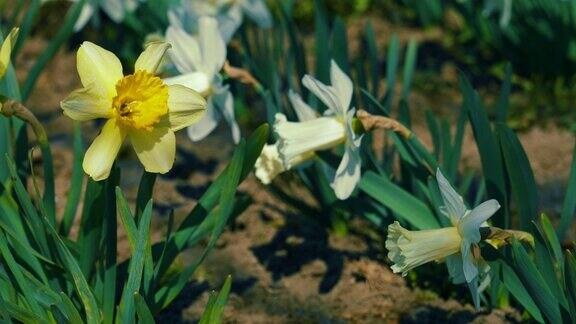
[134,42,170,74]
[61,85,112,121]
[0,27,19,78]
[77,41,123,98]
[129,127,175,174]
[83,119,126,181]
[163,85,206,131]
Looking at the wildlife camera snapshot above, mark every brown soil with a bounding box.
[12,18,574,322]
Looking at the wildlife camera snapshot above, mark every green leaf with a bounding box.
[199,275,232,324]
[359,171,439,229]
[331,17,349,73]
[501,261,544,323]
[117,200,153,323]
[60,122,84,236]
[153,141,245,310]
[42,214,100,324]
[314,0,330,83]
[565,251,576,318]
[495,123,537,230]
[557,141,576,240]
[460,74,508,228]
[134,293,155,324]
[495,63,512,123]
[510,240,562,324]
[383,34,399,111]
[401,39,418,101]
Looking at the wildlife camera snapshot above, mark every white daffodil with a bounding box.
[60,41,206,181]
[65,0,139,32]
[164,16,240,144]
[168,0,272,43]
[254,90,318,184]
[386,169,500,308]
[273,61,363,200]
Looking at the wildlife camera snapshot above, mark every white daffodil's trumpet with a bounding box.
[0,27,19,80]
[165,16,240,144]
[60,41,206,181]
[254,90,319,184]
[167,0,272,43]
[386,169,501,308]
[273,61,363,199]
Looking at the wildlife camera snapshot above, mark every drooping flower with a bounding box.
[165,16,240,143]
[254,90,318,184]
[385,169,500,307]
[168,0,272,43]
[61,41,206,181]
[273,61,363,199]
[0,28,19,79]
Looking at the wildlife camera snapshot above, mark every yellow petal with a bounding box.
[163,84,206,131]
[77,41,123,98]
[61,85,112,121]
[134,41,170,74]
[0,27,19,78]
[83,119,126,181]
[129,127,175,174]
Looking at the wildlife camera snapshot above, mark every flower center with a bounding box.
[112,70,169,131]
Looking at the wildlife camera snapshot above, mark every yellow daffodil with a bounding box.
[386,169,500,308]
[61,41,206,181]
[0,27,19,79]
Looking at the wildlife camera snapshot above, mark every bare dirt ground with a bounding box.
[14,18,574,322]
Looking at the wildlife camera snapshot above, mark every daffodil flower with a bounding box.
[386,169,500,307]
[61,41,206,181]
[254,90,318,184]
[62,0,139,31]
[273,61,363,200]
[0,28,19,79]
[168,0,272,43]
[165,16,240,143]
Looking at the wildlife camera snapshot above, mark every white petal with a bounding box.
[187,98,220,142]
[76,42,123,99]
[436,168,467,224]
[165,85,206,131]
[166,26,201,74]
[302,75,341,116]
[241,0,273,28]
[130,127,176,174]
[331,135,362,200]
[74,4,94,31]
[61,85,112,121]
[446,255,466,284]
[83,119,126,181]
[459,199,500,243]
[101,0,124,22]
[274,114,346,168]
[288,90,317,122]
[214,87,240,143]
[329,60,353,113]
[164,72,211,93]
[467,277,481,309]
[135,42,170,74]
[461,241,479,283]
[198,16,226,77]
